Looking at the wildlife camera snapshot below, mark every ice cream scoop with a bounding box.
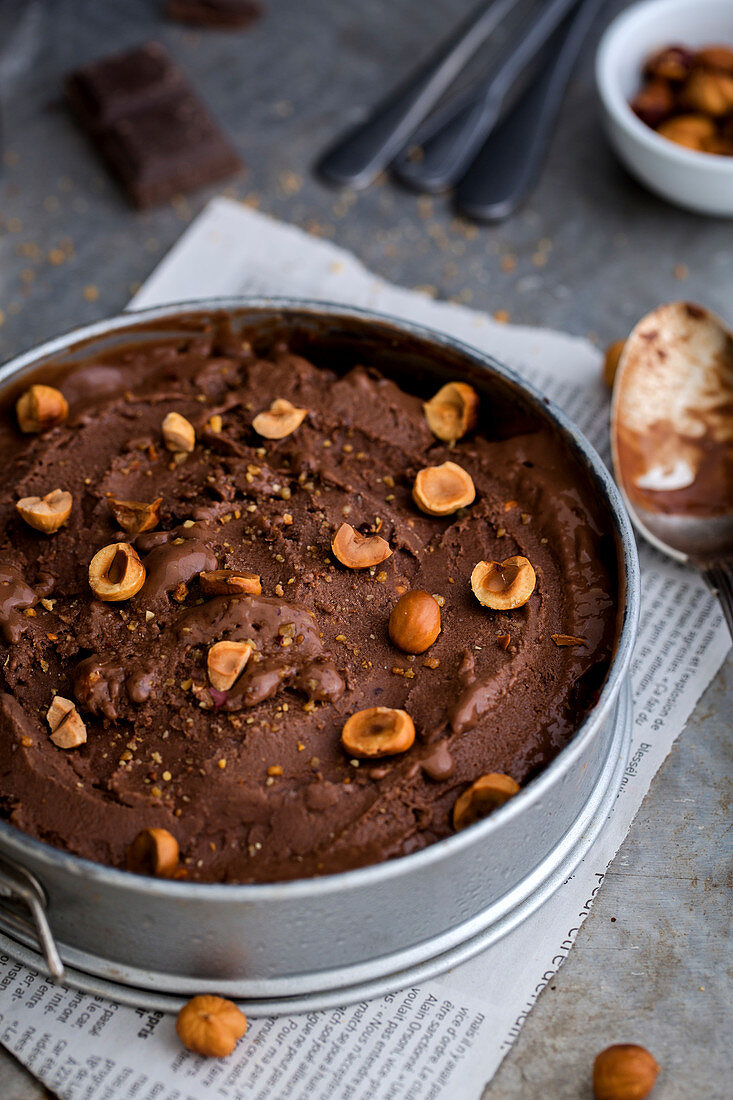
[611,301,733,636]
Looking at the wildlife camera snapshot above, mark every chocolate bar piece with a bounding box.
[66,43,241,208]
[165,0,262,28]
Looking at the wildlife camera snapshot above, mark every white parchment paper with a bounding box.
[0,198,728,1099]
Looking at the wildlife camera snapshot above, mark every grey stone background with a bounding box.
[0,0,730,1096]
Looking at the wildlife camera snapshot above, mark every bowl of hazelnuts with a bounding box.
[596,0,733,216]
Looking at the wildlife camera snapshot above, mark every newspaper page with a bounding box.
[0,198,728,1100]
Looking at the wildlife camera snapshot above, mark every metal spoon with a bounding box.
[610,301,733,637]
[316,0,520,190]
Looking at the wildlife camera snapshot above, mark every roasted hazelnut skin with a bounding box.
[176,995,248,1058]
[388,590,441,654]
[593,1044,660,1100]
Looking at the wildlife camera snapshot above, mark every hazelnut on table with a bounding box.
[46,695,87,749]
[593,1043,660,1100]
[331,522,392,568]
[88,542,146,601]
[176,995,247,1058]
[452,773,520,831]
[413,461,475,516]
[388,590,441,654]
[471,556,536,610]
[16,384,68,433]
[423,381,479,443]
[252,398,307,439]
[125,828,179,878]
[16,489,72,533]
[341,707,415,758]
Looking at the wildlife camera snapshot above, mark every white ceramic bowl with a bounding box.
[596,0,733,216]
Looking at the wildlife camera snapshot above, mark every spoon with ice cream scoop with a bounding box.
[610,301,733,638]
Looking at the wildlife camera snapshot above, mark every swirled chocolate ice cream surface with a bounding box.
[0,318,617,882]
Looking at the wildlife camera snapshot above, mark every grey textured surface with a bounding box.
[0,0,730,1096]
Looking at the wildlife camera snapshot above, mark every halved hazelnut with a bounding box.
[452,773,520,831]
[413,461,475,516]
[125,828,179,878]
[16,489,72,533]
[471,556,536,610]
[88,542,146,601]
[341,707,415,758]
[252,398,307,440]
[331,522,392,569]
[46,695,87,749]
[207,640,253,691]
[388,590,441,654]
[603,339,626,389]
[199,569,262,596]
[16,384,68,434]
[593,1044,659,1100]
[423,382,479,443]
[176,995,248,1058]
[162,411,196,452]
[106,495,162,535]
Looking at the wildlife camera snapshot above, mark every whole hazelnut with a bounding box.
[644,45,695,82]
[16,384,68,434]
[176,995,247,1058]
[630,79,675,127]
[388,590,441,654]
[593,1044,659,1100]
[656,113,716,151]
[682,67,733,116]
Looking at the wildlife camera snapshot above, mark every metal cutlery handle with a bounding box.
[316,0,519,189]
[456,0,606,221]
[392,0,582,193]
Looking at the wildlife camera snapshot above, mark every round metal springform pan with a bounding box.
[0,299,640,1014]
